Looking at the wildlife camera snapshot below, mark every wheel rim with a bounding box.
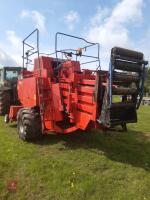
[4,114,9,123]
[19,121,25,135]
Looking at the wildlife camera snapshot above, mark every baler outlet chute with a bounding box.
[99,47,148,130]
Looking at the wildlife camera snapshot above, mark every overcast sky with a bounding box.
[0,0,150,69]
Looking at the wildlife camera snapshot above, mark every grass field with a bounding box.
[0,107,150,200]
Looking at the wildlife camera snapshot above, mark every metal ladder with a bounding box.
[99,47,148,129]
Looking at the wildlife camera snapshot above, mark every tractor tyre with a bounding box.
[17,108,42,141]
[0,90,11,115]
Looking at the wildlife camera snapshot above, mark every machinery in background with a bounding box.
[0,66,21,115]
[6,29,148,141]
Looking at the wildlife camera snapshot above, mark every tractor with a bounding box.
[6,29,148,141]
[0,66,21,115]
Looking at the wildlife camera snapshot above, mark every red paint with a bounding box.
[9,56,108,134]
[9,106,23,121]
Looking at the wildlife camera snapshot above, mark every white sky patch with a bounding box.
[6,30,21,47]
[87,0,144,68]
[20,10,29,18]
[20,10,46,32]
[135,28,150,62]
[64,10,80,30]
[0,47,17,67]
[90,6,110,27]
[0,31,22,66]
[0,31,23,66]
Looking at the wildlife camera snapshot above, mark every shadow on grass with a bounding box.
[9,124,17,128]
[33,129,150,171]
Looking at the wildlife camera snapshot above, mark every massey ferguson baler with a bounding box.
[6,29,148,141]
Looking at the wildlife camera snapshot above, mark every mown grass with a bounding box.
[0,107,150,200]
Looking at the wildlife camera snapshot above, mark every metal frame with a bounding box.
[136,64,146,109]
[55,32,100,69]
[108,51,147,110]
[108,60,113,108]
[22,29,39,69]
[23,30,101,70]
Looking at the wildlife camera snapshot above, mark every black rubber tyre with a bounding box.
[17,108,42,141]
[0,90,11,115]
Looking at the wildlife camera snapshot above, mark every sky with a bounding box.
[0,0,150,69]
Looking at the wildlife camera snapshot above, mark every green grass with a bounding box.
[0,107,150,200]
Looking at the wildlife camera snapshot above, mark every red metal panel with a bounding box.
[78,86,94,94]
[34,56,53,76]
[78,95,93,104]
[63,99,68,104]
[9,106,23,121]
[51,83,63,121]
[75,111,91,130]
[60,83,69,90]
[62,90,69,97]
[44,120,54,131]
[18,77,38,107]
[63,126,78,134]
[79,79,95,85]
[77,103,93,113]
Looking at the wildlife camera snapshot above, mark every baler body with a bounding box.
[16,56,107,134]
